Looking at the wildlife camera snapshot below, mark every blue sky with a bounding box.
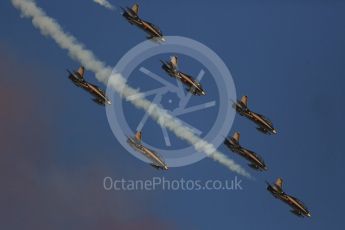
[1,0,345,229]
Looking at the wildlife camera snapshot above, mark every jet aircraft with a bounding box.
[122,3,165,42]
[233,96,276,134]
[127,131,168,170]
[161,56,206,96]
[224,132,267,171]
[267,178,311,217]
[67,66,111,105]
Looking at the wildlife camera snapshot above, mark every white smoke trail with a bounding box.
[11,0,251,178]
[93,0,115,10]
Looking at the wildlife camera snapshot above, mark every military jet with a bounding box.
[122,3,165,42]
[127,131,168,170]
[161,56,206,96]
[224,132,267,171]
[267,178,311,217]
[67,66,111,105]
[233,96,276,134]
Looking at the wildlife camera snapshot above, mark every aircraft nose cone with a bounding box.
[307,213,311,217]
[272,129,277,134]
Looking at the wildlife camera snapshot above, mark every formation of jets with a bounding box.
[224,95,275,172]
[223,95,311,217]
[223,95,310,217]
[67,5,206,169]
[65,3,311,218]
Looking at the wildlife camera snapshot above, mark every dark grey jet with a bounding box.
[161,56,206,96]
[127,131,168,170]
[267,178,311,217]
[224,132,267,171]
[234,96,276,135]
[122,3,165,42]
[67,66,111,105]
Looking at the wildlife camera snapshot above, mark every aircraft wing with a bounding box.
[92,98,105,106]
[150,164,162,170]
[290,209,303,217]
[223,138,232,149]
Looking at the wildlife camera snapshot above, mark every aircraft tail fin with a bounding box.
[76,66,85,78]
[170,56,178,69]
[135,131,142,142]
[275,178,283,190]
[232,132,240,143]
[131,3,139,15]
[240,95,248,107]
